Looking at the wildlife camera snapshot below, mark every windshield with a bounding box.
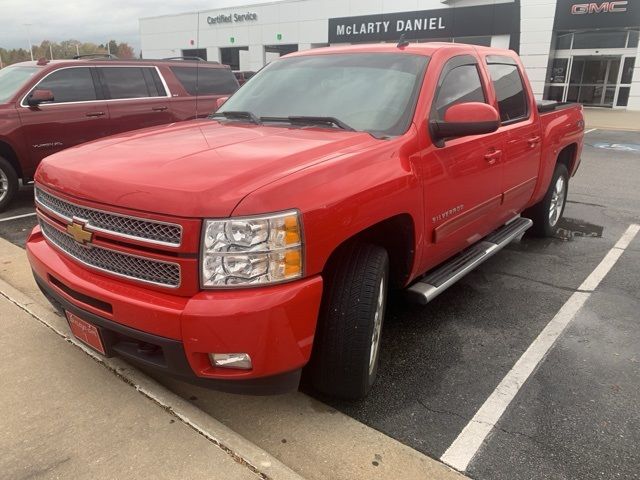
[0,65,39,103]
[218,53,429,137]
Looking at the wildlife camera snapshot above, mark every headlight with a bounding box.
[200,210,303,288]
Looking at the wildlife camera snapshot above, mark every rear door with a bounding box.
[17,66,110,166]
[97,66,174,135]
[421,54,505,269]
[484,55,541,217]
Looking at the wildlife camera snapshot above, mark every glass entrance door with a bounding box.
[567,56,620,107]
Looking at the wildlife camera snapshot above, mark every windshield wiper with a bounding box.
[210,111,261,125]
[285,116,356,132]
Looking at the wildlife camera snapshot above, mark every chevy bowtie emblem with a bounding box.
[67,221,93,245]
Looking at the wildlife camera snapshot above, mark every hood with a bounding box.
[36,119,377,218]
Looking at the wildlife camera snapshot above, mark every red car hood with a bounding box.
[36,120,377,218]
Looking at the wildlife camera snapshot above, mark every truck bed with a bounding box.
[537,100,578,114]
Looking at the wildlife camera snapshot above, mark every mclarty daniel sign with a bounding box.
[554,0,640,29]
[207,12,257,25]
[328,3,519,43]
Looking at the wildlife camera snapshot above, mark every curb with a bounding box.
[0,275,305,480]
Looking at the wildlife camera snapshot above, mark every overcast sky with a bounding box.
[0,0,279,52]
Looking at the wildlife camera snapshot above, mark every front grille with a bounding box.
[39,219,181,288]
[35,187,182,247]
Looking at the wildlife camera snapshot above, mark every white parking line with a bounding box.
[0,212,36,223]
[441,223,640,472]
[584,128,598,134]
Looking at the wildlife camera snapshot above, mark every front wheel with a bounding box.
[0,157,18,213]
[309,243,389,399]
[523,163,569,237]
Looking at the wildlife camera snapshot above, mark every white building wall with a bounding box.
[140,0,518,64]
[519,0,557,100]
[627,43,640,110]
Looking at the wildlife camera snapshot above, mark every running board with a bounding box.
[406,217,533,305]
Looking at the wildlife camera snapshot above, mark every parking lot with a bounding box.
[1,128,638,479]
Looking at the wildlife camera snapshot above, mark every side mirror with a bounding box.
[430,102,500,146]
[215,96,229,111]
[27,89,55,107]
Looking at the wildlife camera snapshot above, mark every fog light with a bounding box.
[209,353,252,370]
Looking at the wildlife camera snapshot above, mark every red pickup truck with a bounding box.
[0,57,238,210]
[27,43,584,399]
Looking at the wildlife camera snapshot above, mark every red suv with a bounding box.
[0,57,239,210]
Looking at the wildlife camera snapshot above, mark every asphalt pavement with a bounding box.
[0,128,638,480]
[325,129,640,479]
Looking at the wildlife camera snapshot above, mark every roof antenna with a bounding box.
[397,34,409,49]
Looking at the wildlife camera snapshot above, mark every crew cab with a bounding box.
[0,57,239,210]
[27,43,584,399]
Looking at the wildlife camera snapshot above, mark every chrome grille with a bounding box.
[39,219,181,288]
[35,187,182,247]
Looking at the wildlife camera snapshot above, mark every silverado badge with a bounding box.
[67,221,93,245]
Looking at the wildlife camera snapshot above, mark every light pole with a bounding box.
[24,24,34,61]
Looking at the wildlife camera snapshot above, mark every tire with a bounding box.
[0,157,18,213]
[523,163,569,237]
[309,243,389,399]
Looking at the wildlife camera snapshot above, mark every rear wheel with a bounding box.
[0,157,18,213]
[523,163,569,237]
[309,243,389,399]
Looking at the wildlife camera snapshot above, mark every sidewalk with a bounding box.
[0,293,261,480]
[583,107,640,131]
[0,237,465,480]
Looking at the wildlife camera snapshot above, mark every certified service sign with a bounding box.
[207,12,258,25]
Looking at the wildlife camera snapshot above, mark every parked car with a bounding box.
[0,57,239,210]
[233,70,256,85]
[27,43,584,399]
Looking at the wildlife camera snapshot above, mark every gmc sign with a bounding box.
[555,0,639,29]
[571,1,628,14]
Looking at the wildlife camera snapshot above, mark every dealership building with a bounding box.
[140,0,640,109]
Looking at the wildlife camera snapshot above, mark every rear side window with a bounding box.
[100,67,167,99]
[434,64,486,119]
[487,63,528,123]
[34,67,97,103]
[171,67,239,95]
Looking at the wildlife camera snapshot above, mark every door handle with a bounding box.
[152,106,168,112]
[484,149,502,165]
[85,111,105,117]
[528,136,541,147]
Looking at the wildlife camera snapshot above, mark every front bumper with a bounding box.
[27,227,323,394]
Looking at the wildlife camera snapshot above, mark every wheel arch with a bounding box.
[321,213,416,290]
[556,142,578,176]
[0,139,23,179]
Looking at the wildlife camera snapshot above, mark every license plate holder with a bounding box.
[66,311,106,355]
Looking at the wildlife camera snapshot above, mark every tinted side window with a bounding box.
[35,68,97,103]
[171,67,239,95]
[487,63,528,122]
[434,64,486,119]
[101,67,162,99]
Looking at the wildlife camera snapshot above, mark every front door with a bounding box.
[567,56,621,107]
[17,66,110,172]
[419,55,505,273]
